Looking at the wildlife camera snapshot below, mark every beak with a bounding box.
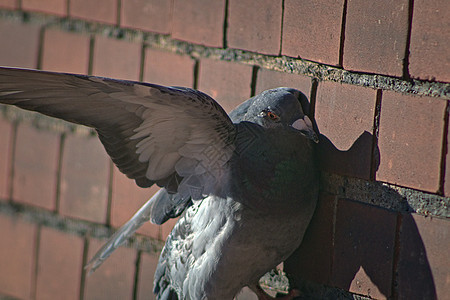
[291,115,319,143]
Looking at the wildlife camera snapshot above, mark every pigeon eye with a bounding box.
[267,111,280,121]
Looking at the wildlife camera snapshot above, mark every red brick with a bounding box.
[0,118,13,200]
[121,0,172,34]
[343,0,409,77]
[59,135,110,223]
[331,199,397,299]
[315,81,377,180]
[42,29,90,74]
[35,227,84,300]
[0,0,17,9]
[136,252,159,300]
[92,36,141,81]
[0,215,37,299]
[70,0,117,25]
[13,124,59,210]
[285,193,335,285]
[172,0,226,47]
[22,0,67,16]
[228,0,282,55]
[143,49,195,87]
[409,0,450,82]
[377,91,446,193]
[198,58,253,112]
[0,20,41,68]
[255,68,311,96]
[397,214,449,299]
[282,0,343,66]
[111,166,160,239]
[84,238,136,300]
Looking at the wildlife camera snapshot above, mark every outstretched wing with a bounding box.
[0,67,236,199]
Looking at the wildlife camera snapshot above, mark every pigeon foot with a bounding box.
[252,285,300,300]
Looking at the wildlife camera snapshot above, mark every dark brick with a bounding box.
[285,193,335,285]
[198,58,253,112]
[136,252,159,300]
[92,36,141,80]
[397,214,449,299]
[282,0,343,66]
[22,0,67,16]
[409,0,450,82]
[35,227,84,300]
[84,238,137,300]
[0,215,37,299]
[143,49,195,87]
[111,166,160,239]
[228,0,282,55]
[0,0,18,9]
[42,29,90,74]
[172,0,226,47]
[70,0,117,24]
[121,0,172,34]
[343,0,409,77]
[59,135,110,223]
[255,68,312,96]
[331,199,397,299]
[377,91,446,193]
[13,124,59,210]
[0,118,12,200]
[315,81,377,180]
[0,20,40,68]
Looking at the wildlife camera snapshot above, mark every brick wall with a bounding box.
[0,1,448,299]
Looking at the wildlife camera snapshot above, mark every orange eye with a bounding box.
[267,111,279,121]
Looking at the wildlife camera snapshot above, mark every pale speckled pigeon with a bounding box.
[0,67,319,300]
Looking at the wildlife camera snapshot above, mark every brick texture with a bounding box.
[315,81,377,180]
[0,118,12,200]
[84,238,137,300]
[282,0,344,66]
[377,91,446,193]
[136,252,159,300]
[343,0,409,77]
[0,215,37,300]
[198,58,253,112]
[59,135,110,223]
[0,0,17,9]
[22,0,67,16]
[121,0,172,34]
[172,0,226,47]
[255,68,312,96]
[331,199,397,299]
[35,227,84,300]
[0,20,41,68]
[70,0,117,25]
[228,0,282,55]
[42,29,90,74]
[93,36,141,80]
[143,49,195,87]
[409,0,450,82]
[13,124,59,210]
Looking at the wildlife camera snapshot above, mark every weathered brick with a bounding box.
[42,29,90,74]
[343,0,409,77]
[409,0,450,82]
[13,124,59,210]
[255,68,312,96]
[121,0,172,34]
[315,81,377,180]
[0,118,12,200]
[59,135,110,223]
[92,36,141,80]
[0,0,17,9]
[0,215,37,299]
[84,238,137,300]
[331,199,397,299]
[70,0,117,25]
[282,0,344,66]
[377,91,446,193]
[22,0,67,16]
[228,0,282,55]
[143,49,195,87]
[397,214,449,299]
[0,20,41,68]
[198,58,253,112]
[136,252,159,300]
[172,0,226,47]
[35,227,84,300]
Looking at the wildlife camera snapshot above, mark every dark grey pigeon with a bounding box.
[0,67,319,300]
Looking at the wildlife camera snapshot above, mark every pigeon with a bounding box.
[0,67,319,299]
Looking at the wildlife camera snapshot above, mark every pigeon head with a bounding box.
[244,87,319,143]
